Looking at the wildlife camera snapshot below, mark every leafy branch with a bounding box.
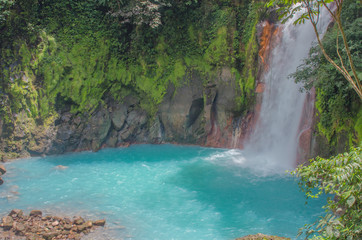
[267,0,362,100]
[291,147,361,239]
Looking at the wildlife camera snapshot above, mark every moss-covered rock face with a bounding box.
[0,0,267,160]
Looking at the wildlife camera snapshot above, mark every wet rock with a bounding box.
[9,209,23,218]
[255,83,265,93]
[2,216,13,230]
[29,210,42,217]
[55,165,68,170]
[85,220,93,228]
[43,231,58,239]
[93,219,106,226]
[13,222,25,234]
[110,103,128,130]
[158,74,205,143]
[148,116,164,143]
[77,223,87,232]
[235,233,291,240]
[64,218,72,224]
[79,108,111,151]
[117,109,148,143]
[0,165,6,175]
[64,224,72,230]
[51,220,59,226]
[62,230,70,235]
[105,129,118,147]
[73,217,85,225]
[0,177,3,185]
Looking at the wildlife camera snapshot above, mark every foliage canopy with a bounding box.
[0,0,262,126]
[292,147,362,239]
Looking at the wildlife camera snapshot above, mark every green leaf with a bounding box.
[333,228,340,238]
[347,195,356,207]
[326,225,333,237]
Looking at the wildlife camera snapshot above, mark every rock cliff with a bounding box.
[0,66,260,161]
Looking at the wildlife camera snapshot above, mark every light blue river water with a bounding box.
[0,144,325,240]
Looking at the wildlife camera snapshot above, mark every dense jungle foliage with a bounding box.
[0,0,360,153]
[1,1,361,239]
[0,0,264,131]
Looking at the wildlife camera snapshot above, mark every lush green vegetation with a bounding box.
[292,147,361,240]
[1,1,362,239]
[288,0,362,154]
[0,0,265,130]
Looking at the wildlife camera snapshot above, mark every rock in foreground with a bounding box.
[235,233,291,240]
[0,209,106,240]
[0,164,6,185]
[0,165,6,175]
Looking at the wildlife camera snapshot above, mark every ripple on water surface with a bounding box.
[0,144,325,240]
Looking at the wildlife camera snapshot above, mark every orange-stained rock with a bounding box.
[255,83,265,93]
[93,219,106,226]
[258,21,280,70]
[297,128,313,165]
[296,88,316,165]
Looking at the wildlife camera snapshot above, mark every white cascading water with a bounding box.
[238,6,333,174]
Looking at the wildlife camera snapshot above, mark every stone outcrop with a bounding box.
[78,108,111,151]
[0,165,5,175]
[296,88,316,165]
[0,209,106,240]
[0,66,261,161]
[0,164,6,185]
[235,233,290,240]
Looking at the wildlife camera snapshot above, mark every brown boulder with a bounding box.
[52,220,59,226]
[73,217,84,225]
[0,177,3,185]
[1,215,14,230]
[13,222,25,234]
[85,221,93,228]
[64,224,72,230]
[235,233,290,240]
[0,165,6,175]
[29,210,42,217]
[93,219,106,226]
[9,209,23,218]
[43,231,59,239]
[77,224,87,232]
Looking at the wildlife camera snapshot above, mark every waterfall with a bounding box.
[241,7,332,174]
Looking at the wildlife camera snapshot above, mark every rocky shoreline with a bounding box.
[0,209,106,240]
[235,233,291,240]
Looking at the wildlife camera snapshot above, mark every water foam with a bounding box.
[237,7,332,173]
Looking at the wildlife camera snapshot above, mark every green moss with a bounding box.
[1,0,263,134]
[204,26,231,66]
[232,0,260,114]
